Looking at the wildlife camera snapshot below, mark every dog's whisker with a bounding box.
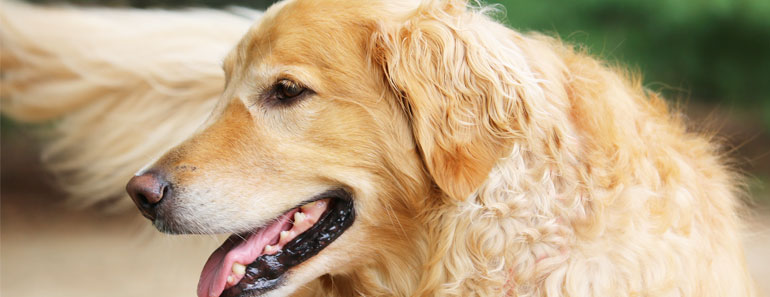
[3,0,757,296]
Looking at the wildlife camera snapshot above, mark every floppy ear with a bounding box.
[374,2,540,201]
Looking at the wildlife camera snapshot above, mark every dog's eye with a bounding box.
[275,79,306,102]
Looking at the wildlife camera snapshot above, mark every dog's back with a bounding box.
[534,36,756,296]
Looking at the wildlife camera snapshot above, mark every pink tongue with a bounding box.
[197,211,297,297]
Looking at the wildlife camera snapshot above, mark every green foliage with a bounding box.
[490,0,770,127]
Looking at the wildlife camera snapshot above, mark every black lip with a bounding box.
[221,189,355,297]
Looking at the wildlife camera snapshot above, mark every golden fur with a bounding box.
[1,0,757,296]
[1,1,260,209]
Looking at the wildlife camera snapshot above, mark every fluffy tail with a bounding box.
[0,2,258,210]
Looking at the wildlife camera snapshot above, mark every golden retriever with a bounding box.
[1,0,757,296]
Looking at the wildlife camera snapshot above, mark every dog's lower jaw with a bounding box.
[219,198,355,297]
[152,217,184,235]
[242,282,306,297]
[152,214,219,235]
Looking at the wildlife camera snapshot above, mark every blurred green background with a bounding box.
[14,0,770,203]
[497,0,770,127]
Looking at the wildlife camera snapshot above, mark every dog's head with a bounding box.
[126,0,546,296]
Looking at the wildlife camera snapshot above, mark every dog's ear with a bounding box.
[373,2,538,201]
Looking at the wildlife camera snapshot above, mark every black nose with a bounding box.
[126,171,170,220]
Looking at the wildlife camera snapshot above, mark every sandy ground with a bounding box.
[0,136,227,297]
[1,136,768,297]
[1,189,222,297]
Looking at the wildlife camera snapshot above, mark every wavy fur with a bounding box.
[0,0,756,296]
[348,1,755,296]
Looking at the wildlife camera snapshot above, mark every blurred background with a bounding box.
[2,0,768,296]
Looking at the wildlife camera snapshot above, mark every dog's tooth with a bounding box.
[232,262,246,276]
[280,230,295,244]
[227,275,234,284]
[294,212,306,224]
[264,244,277,254]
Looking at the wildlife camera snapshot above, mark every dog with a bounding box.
[1,0,757,296]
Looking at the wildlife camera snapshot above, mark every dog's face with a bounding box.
[127,0,526,296]
[128,1,428,296]
[150,2,407,236]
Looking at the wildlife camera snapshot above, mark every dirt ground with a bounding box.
[1,126,769,297]
[0,136,226,297]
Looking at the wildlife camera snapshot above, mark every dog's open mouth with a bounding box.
[197,189,355,297]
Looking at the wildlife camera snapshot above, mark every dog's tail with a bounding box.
[0,2,258,210]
